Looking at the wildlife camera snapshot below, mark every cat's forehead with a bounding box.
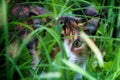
[59,16,80,29]
[59,16,81,37]
[59,16,79,23]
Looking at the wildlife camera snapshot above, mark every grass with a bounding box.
[0,0,120,80]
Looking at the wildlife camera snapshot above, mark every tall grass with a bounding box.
[0,0,120,80]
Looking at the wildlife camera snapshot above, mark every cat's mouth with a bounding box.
[68,56,78,63]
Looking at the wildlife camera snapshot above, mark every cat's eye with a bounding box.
[72,39,82,48]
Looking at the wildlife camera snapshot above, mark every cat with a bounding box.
[9,4,99,80]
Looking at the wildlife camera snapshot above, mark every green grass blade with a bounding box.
[62,59,97,80]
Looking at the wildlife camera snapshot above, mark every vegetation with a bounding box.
[0,0,120,80]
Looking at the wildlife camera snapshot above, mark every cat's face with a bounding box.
[58,16,99,64]
[59,17,88,63]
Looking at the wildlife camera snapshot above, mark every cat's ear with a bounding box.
[83,18,99,35]
[58,16,79,24]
